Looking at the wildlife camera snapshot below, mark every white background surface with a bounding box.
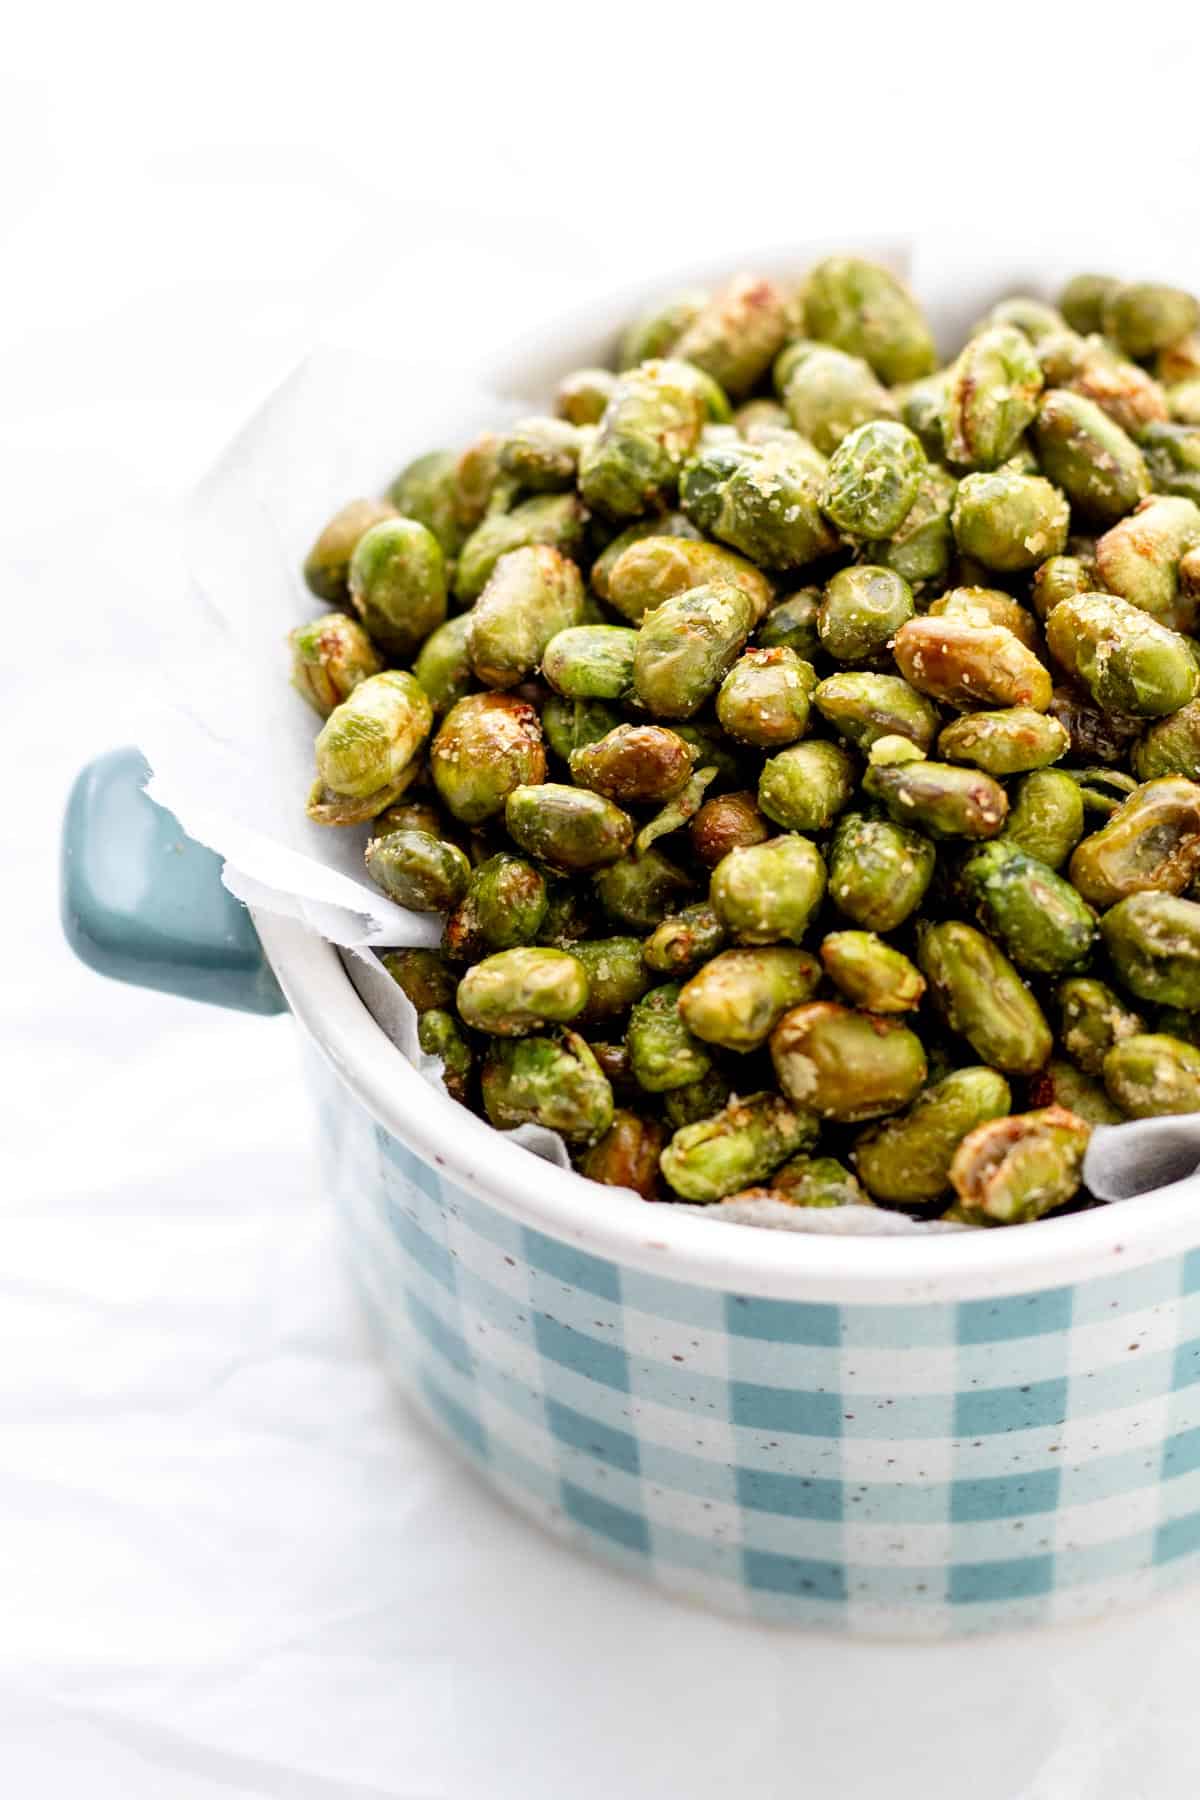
[7,8,1200,1794]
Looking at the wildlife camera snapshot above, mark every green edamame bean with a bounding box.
[541,697,622,764]
[813,671,937,753]
[771,1002,927,1123]
[413,613,474,714]
[643,904,727,977]
[505,783,633,873]
[865,463,958,587]
[1103,1034,1200,1117]
[894,368,952,457]
[1139,421,1200,508]
[817,566,915,665]
[457,946,590,1036]
[568,938,651,1023]
[803,256,936,385]
[918,920,1053,1075]
[576,1109,665,1198]
[1045,593,1199,717]
[1100,892,1200,1009]
[661,1091,816,1202]
[1059,273,1120,336]
[364,827,471,913]
[578,359,706,518]
[1035,389,1149,524]
[290,613,381,717]
[303,496,397,604]
[716,647,817,747]
[1000,768,1086,868]
[1057,977,1145,1076]
[1069,777,1200,908]
[348,517,447,659]
[1038,329,1170,437]
[776,341,897,455]
[618,289,708,369]
[710,835,827,945]
[937,708,1069,776]
[1133,699,1200,781]
[735,398,792,440]
[443,853,548,961]
[928,585,1040,649]
[819,931,925,1012]
[590,513,700,599]
[555,368,617,427]
[863,751,1008,840]
[633,582,756,719]
[570,725,695,804]
[758,740,856,832]
[1033,1058,1123,1128]
[728,1154,867,1209]
[431,692,546,824]
[468,545,584,689]
[380,947,457,1013]
[679,439,839,571]
[951,471,1069,572]
[418,1010,473,1105]
[481,1031,613,1144]
[755,588,822,658]
[827,811,935,930]
[689,790,771,868]
[662,1069,733,1130]
[980,296,1065,343]
[820,421,926,539]
[1093,496,1200,634]
[451,430,510,534]
[671,274,792,399]
[605,534,773,625]
[958,840,1097,975]
[943,326,1043,469]
[678,948,821,1051]
[1103,283,1199,359]
[627,983,712,1092]
[542,625,638,700]
[455,493,588,603]
[892,616,1052,710]
[854,1068,1012,1206]
[1031,554,1093,621]
[499,416,585,492]
[311,670,433,824]
[592,849,692,932]
[949,1107,1090,1224]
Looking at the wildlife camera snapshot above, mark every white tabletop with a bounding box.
[8,11,1200,1794]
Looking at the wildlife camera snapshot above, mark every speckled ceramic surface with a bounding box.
[310,1042,1200,1635]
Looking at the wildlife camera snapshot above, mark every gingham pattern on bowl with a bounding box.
[310,1050,1200,1637]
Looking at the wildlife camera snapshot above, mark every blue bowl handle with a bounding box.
[61,748,287,1016]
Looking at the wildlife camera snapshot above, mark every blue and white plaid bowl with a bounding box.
[62,239,1200,1637]
[256,915,1200,1639]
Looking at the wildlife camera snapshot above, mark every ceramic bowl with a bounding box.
[62,239,1200,1633]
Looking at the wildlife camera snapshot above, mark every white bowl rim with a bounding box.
[257,911,1200,1305]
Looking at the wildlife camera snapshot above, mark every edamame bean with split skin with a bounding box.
[949,1108,1091,1224]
